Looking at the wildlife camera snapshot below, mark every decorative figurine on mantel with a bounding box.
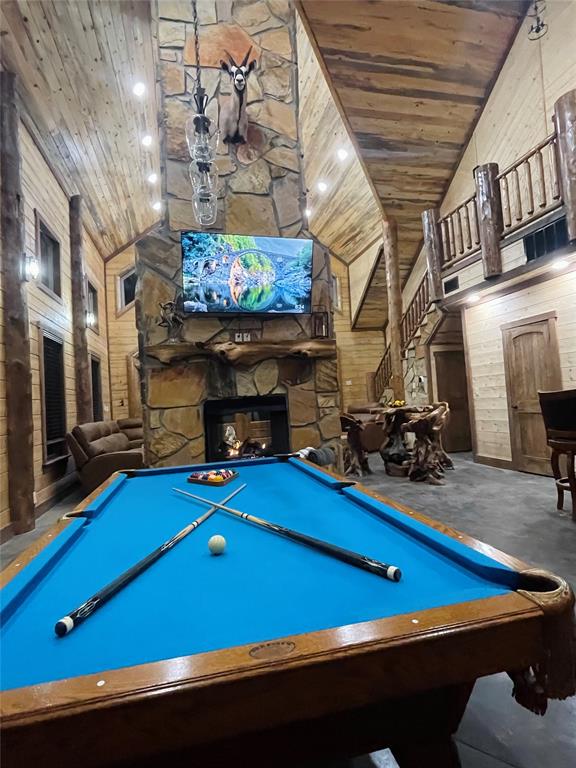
[157,301,184,344]
[219,48,257,144]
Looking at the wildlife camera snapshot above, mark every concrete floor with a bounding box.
[1,455,575,767]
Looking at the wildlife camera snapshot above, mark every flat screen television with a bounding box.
[181,231,313,314]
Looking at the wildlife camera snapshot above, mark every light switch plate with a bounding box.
[243,332,251,342]
[234,332,243,342]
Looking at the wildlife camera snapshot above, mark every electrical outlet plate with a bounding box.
[243,332,251,342]
[234,332,243,342]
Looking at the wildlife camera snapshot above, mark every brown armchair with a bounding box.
[67,419,144,494]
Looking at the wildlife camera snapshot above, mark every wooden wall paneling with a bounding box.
[69,196,92,423]
[348,240,383,322]
[296,11,385,265]
[331,258,386,409]
[20,122,78,512]
[462,271,576,463]
[540,0,576,119]
[84,230,111,419]
[105,247,138,420]
[0,0,160,257]
[0,71,35,534]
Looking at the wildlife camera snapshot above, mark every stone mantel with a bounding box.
[145,338,337,366]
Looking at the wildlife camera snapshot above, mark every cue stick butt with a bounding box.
[55,616,74,636]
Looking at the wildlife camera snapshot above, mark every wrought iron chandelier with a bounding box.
[185,1,219,226]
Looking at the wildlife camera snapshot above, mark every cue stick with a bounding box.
[54,483,247,637]
[172,487,402,582]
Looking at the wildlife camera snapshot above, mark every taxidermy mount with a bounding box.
[220,47,257,144]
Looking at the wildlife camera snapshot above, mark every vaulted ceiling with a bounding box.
[299,0,528,327]
[0,0,160,257]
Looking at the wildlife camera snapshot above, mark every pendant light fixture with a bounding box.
[186,1,219,227]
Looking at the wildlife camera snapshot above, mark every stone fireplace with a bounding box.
[134,0,341,469]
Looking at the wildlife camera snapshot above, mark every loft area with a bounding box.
[0,1,575,767]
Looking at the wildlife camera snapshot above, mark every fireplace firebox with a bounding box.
[204,395,290,462]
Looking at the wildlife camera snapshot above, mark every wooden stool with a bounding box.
[539,389,576,522]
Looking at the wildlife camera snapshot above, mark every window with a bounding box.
[86,280,99,332]
[40,331,67,463]
[91,356,103,422]
[36,214,61,297]
[118,268,137,311]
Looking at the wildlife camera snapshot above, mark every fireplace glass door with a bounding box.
[204,395,290,462]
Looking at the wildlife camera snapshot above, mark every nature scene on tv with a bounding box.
[181,232,313,314]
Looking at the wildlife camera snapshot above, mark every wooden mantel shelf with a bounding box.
[145,339,337,366]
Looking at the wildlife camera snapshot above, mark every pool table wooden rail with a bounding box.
[1,464,574,768]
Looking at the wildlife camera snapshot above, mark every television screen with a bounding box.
[181,232,313,314]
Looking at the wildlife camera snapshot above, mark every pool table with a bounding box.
[1,457,574,767]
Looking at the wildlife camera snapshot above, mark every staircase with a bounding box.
[373,272,463,401]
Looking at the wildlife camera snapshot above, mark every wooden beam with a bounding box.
[145,339,337,367]
[104,219,162,262]
[69,195,92,423]
[422,208,444,302]
[0,72,35,533]
[554,89,576,241]
[382,218,405,400]
[474,163,503,278]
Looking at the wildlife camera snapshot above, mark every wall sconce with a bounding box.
[312,306,330,338]
[22,253,40,281]
[86,311,96,328]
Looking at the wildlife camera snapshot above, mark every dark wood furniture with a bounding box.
[539,388,576,520]
[342,403,454,484]
[1,460,574,768]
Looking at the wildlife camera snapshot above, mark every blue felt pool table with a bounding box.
[1,457,573,768]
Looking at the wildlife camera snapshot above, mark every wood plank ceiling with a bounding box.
[299,0,528,328]
[0,0,160,257]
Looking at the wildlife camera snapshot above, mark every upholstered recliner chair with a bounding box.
[67,419,145,493]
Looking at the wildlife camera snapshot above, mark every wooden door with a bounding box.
[434,349,472,452]
[502,314,562,475]
[126,351,142,419]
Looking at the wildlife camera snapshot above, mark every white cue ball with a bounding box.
[208,534,226,555]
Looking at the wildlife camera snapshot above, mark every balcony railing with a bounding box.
[497,133,562,236]
[438,193,481,269]
[401,271,430,349]
[374,344,391,400]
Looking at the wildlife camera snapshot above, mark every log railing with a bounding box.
[497,133,562,235]
[401,272,430,349]
[438,193,481,269]
[374,344,392,400]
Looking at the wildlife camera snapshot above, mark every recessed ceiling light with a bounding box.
[132,82,146,97]
[142,134,153,147]
[337,148,348,161]
[552,258,568,270]
[305,208,312,217]
[152,201,162,211]
[147,172,158,185]
[468,293,480,303]
[317,181,328,193]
